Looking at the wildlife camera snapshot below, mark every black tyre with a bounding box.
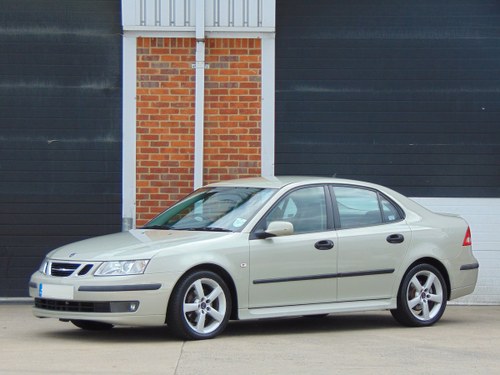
[391,263,447,327]
[167,270,231,340]
[71,320,114,331]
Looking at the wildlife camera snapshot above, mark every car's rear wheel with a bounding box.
[71,320,114,331]
[167,270,231,340]
[391,263,447,327]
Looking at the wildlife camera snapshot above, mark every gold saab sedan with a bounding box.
[29,176,479,340]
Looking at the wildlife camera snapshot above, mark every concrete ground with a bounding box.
[1,304,499,375]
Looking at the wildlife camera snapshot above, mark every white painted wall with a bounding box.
[122,0,275,32]
[412,198,500,305]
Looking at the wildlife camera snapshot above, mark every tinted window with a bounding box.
[380,196,403,223]
[144,187,276,232]
[261,186,327,234]
[333,186,402,229]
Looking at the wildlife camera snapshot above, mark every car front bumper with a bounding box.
[29,271,178,326]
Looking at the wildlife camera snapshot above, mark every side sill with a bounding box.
[237,298,396,320]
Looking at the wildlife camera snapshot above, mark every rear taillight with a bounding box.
[462,227,472,246]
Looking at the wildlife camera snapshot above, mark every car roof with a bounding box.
[206,176,381,190]
[206,176,428,218]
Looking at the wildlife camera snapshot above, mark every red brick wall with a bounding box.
[136,37,262,226]
[204,38,262,184]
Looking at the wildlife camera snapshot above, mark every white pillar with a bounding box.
[261,34,275,177]
[122,34,137,231]
[193,0,206,189]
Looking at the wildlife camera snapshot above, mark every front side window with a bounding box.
[258,186,328,234]
[333,186,402,229]
[144,187,276,232]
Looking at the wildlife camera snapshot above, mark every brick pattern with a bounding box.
[135,37,262,226]
[204,38,262,184]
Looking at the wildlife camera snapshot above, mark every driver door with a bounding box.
[248,186,338,308]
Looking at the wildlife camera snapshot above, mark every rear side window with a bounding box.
[332,186,402,229]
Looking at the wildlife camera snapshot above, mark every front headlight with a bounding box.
[94,260,150,276]
[39,259,49,275]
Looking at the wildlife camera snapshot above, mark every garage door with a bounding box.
[0,0,122,297]
[275,0,500,303]
[275,0,500,198]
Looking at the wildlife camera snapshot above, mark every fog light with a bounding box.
[109,301,140,313]
[129,302,139,312]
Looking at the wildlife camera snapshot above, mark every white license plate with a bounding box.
[39,284,74,300]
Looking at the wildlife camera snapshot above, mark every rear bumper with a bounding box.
[460,262,479,271]
[450,263,479,300]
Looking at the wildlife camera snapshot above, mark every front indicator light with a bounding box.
[94,260,149,276]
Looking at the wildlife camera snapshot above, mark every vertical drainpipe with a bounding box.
[122,34,137,231]
[193,0,205,189]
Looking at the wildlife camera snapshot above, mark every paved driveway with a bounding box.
[1,304,499,374]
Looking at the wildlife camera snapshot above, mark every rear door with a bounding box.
[332,185,411,301]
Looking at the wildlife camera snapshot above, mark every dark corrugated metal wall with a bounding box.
[0,0,122,296]
[275,0,500,197]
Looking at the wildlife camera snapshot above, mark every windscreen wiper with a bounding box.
[141,225,172,230]
[143,225,232,232]
[188,227,233,232]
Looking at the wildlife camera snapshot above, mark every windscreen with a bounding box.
[143,187,276,232]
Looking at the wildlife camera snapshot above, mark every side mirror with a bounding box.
[255,221,294,239]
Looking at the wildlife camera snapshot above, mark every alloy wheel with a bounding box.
[182,277,228,335]
[406,269,444,321]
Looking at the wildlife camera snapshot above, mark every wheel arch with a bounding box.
[166,263,239,322]
[404,257,451,300]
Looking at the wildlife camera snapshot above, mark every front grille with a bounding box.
[49,262,95,277]
[51,263,80,277]
[35,298,111,313]
[78,264,93,276]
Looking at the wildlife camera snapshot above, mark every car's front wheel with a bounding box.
[391,263,447,327]
[167,270,231,340]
